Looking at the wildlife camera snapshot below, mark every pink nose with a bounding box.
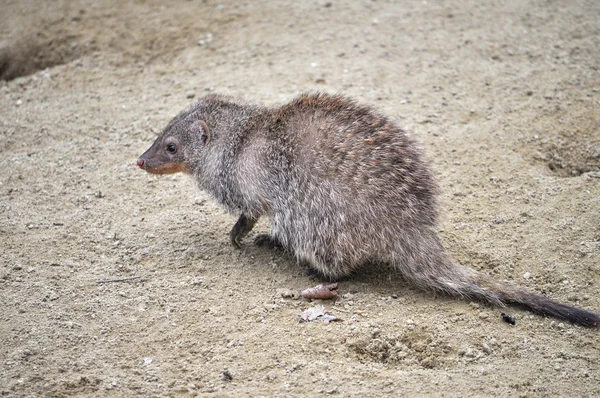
[137,159,145,168]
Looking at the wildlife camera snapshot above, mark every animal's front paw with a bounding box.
[229,214,258,249]
[230,234,243,249]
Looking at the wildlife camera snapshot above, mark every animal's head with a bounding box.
[137,101,212,175]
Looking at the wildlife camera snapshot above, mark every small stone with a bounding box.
[227,340,240,348]
[464,348,477,358]
[190,277,204,285]
[277,288,297,299]
[482,343,491,354]
[222,370,233,381]
[186,92,195,99]
[523,272,531,280]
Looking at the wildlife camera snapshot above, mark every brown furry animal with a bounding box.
[138,93,599,327]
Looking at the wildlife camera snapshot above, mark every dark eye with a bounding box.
[166,144,177,153]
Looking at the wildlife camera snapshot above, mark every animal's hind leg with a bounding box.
[254,234,284,249]
[230,213,258,248]
[303,266,351,282]
[297,246,357,282]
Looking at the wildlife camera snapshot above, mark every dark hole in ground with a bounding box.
[0,33,82,81]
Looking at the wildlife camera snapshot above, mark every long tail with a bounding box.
[393,231,599,327]
[465,268,600,327]
[422,262,600,327]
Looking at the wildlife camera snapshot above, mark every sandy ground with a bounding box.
[1,0,600,396]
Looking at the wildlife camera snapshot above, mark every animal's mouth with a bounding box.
[137,159,187,174]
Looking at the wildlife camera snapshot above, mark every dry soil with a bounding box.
[1,0,599,396]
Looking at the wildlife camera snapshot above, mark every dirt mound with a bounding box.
[348,326,455,369]
[544,127,600,176]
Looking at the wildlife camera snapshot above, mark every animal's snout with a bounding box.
[137,158,145,168]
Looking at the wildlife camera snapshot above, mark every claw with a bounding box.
[230,214,258,249]
[230,234,242,249]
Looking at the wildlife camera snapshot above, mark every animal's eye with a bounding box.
[166,144,177,153]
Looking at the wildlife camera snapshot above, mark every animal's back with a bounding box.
[268,94,438,222]
[261,94,440,274]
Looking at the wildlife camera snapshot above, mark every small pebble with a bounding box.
[523,272,531,280]
[501,312,516,325]
[227,340,240,348]
[190,277,204,285]
[277,288,297,299]
[222,370,233,381]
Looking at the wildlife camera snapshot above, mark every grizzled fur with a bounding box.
[138,93,600,327]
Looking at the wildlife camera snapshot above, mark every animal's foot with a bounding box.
[229,214,258,248]
[303,267,342,283]
[253,234,283,249]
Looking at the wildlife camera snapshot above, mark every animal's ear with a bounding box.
[199,120,211,144]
